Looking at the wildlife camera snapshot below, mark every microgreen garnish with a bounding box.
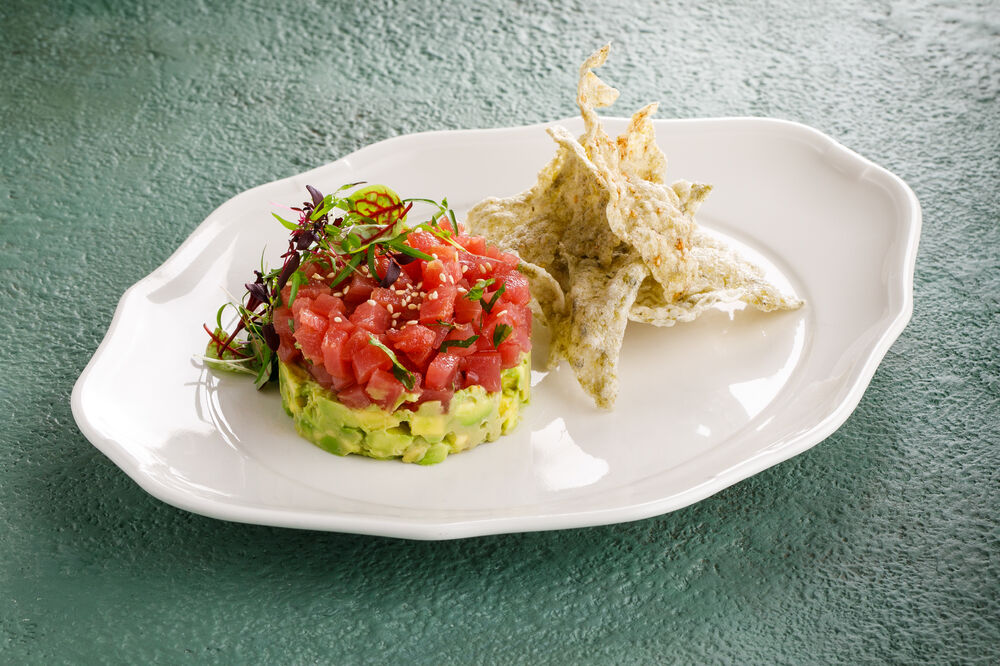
[377,259,401,288]
[482,283,506,314]
[365,245,379,283]
[392,252,419,265]
[202,182,462,389]
[367,336,416,390]
[440,335,479,352]
[393,244,435,262]
[434,319,460,330]
[492,324,512,348]
[271,212,298,230]
[328,253,363,289]
[465,278,494,301]
[286,269,307,306]
[306,184,324,207]
[261,322,279,351]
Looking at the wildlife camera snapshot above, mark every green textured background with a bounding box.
[2,0,998,662]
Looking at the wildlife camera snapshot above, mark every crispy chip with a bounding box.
[547,252,648,408]
[467,44,803,407]
[631,230,804,326]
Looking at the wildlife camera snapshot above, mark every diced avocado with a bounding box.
[367,426,413,459]
[448,432,472,453]
[401,440,429,464]
[502,359,530,403]
[310,388,395,432]
[452,388,497,426]
[312,425,364,456]
[279,353,530,464]
[408,401,449,442]
[279,363,307,417]
[417,443,450,465]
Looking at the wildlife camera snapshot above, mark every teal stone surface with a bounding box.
[2,0,998,662]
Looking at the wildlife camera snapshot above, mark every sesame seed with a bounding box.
[479,265,487,273]
[461,265,469,273]
[485,263,493,271]
[387,304,394,314]
[333,317,343,323]
[326,272,337,279]
[407,304,418,310]
[457,287,468,294]
[366,299,377,306]
[416,282,423,289]
[392,312,401,319]
[497,310,508,317]
[431,253,438,260]
[428,291,438,300]
[343,286,351,293]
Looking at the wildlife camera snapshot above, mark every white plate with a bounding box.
[72,117,920,539]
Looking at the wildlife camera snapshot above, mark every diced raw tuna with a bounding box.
[365,368,406,409]
[425,353,462,391]
[337,384,372,409]
[462,352,502,392]
[275,226,532,412]
[350,301,391,333]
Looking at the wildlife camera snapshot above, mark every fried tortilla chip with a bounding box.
[467,44,803,407]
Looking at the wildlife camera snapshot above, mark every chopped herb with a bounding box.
[367,336,416,390]
[492,324,512,347]
[482,283,506,313]
[465,278,494,301]
[440,335,479,352]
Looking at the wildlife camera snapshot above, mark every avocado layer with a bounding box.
[278,354,530,464]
